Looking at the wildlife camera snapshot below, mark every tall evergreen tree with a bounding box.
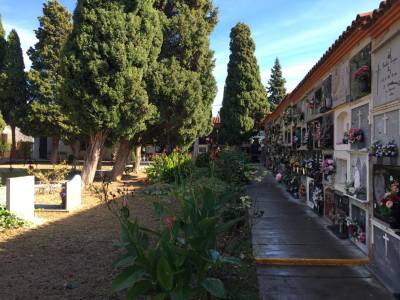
[0,30,27,160]
[220,22,269,145]
[0,18,7,133]
[110,0,162,181]
[22,0,73,163]
[147,0,218,147]
[267,57,286,110]
[61,0,164,186]
[0,17,6,70]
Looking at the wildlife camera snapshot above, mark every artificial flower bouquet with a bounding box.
[348,128,364,144]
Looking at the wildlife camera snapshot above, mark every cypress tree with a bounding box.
[110,0,162,181]
[220,22,269,145]
[61,0,164,186]
[0,30,27,160]
[22,0,73,163]
[147,0,218,148]
[0,18,7,133]
[267,57,286,110]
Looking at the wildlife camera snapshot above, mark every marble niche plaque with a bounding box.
[373,36,400,107]
[332,62,350,108]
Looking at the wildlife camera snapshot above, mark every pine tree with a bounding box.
[22,0,73,163]
[267,57,286,110]
[0,30,27,160]
[61,0,164,186]
[220,22,269,145]
[147,0,218,148]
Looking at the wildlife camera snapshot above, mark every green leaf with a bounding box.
[197,216,219,231]
[113,253,136,268]
[154,293,168,300]
[202,278,226,299]
[126,280,153,300]
[216,216,244,233]
[170,288,191,300]
[157,257,173,290]
[220,256,241,265]
[111,268,146,293]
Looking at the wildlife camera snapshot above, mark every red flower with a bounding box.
[165,216,176,229]
[210,147,220,161]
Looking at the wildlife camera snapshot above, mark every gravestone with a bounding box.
[351,104,371,149]
[371,226,400,293]
[66,175,82,211]
[332,62,350,107]
[0,186,6,206]
[373,109,400,147]
[6,176,35,220]
[373,35,400,107]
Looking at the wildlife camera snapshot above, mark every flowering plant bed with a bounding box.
[348,128,364,144]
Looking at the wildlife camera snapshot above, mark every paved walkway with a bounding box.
[248,172,394,300]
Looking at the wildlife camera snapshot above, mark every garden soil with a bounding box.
[0,171,160,300]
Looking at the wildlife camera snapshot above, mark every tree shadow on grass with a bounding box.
[0,188,160,300]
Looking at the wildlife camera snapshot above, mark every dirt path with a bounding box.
[0,175,160,300]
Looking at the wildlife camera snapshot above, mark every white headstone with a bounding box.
[6,176,35,220]
[66,175,81,211]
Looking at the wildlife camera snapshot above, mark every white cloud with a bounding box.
[3,22,36,69]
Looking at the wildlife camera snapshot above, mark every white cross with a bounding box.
[383,114,389,135]
[357,110,362,128]
[383,233,390,257]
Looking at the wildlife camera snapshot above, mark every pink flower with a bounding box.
[384,192,391,199]
[275,173,282,182]
[122,197,128,207]
[386,200,394,208]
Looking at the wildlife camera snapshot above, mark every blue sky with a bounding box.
[0,0,381,115]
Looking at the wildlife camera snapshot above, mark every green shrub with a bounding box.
[0,140,11,156]
[195,152,210,168]
[0,206,28,231]
[109,184,243,300]
[146,151,193,184]
[213,148,251,185]
[18,141,33,160]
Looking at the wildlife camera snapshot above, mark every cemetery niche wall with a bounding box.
[263,5,400,295]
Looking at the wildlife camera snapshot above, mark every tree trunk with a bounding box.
[97,147,104,170]
[10,125,16,162]
[134,145,142,174]
[111,139,132,181]
[50,136,60,164]
[81,131,106,187]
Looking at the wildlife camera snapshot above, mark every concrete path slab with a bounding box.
[248,172,394,300]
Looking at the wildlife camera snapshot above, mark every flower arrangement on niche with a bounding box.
[353,65,369,80]
[346,217,366,244]
[347,128,364,144]
[370,140,399,158]
[321,159,335,175]
[378,178,400,218]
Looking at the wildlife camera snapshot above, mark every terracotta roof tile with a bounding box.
[265,0,399,125]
